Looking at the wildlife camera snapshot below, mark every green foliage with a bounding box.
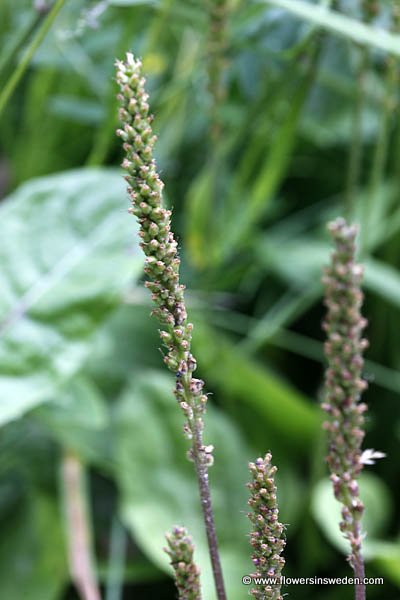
[0,0,400,598]
[0,168,141,425]
[114,372,252,600]
[312,474,392,556]
[0,492,68,599]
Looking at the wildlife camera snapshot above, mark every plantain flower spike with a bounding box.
[322,218,369,588]
[165,526,202,600]
[115,53,211,463]
[247,453,285,600]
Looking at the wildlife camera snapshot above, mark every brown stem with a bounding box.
[353,543,366,600]
[192,423,227,600]
[62,451,102,600]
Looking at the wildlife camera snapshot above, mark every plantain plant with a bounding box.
[115,53,385,600]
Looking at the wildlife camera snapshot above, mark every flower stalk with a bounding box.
[247,453,286,600]
[165,526,202,600]
[115,53,226,600]
[322,218,368,600]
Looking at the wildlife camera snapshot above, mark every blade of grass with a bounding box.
[362,55,398,251]
[0,6,47,78]
[0,0,66,118]
[272,328,400,395]
[240,283,321,354]
[193,320,320,449]
[264,0,400,56]
[345,46,368,220]
[105,518,126,600]
[218,40,320,262]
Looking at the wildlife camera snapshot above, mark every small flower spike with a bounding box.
[165,526,202,600]
[247,453,285,600]
[322,217,368,597]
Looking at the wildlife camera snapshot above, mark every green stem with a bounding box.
[0,0,65,118]
[345,47,369,220]
[0,9,45,78]
[362,55,397,252]
[105,518,126,600]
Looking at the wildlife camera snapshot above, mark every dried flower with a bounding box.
[165,526,202,600]
[247,453,285,600]
[360,448,386,466]
[322,217,368,590]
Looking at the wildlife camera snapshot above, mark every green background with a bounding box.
[0,1,399,598]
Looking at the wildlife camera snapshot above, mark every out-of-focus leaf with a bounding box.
[38,376,107,430]
[259,233,400,312]
[33,375,111,465]
[114,371,253,600]
[0,494,67,600]
[0,168,141,426]
[273,328,400,396]
[185,167,216,268]
[85,302,162,399]
[311,473,392,557]
[265,0,400,56]
[192,320,320,449]
[364,259,400,311]
[48,95,104,125]
[217,61,316,263]
[242,284,321,353]
[370,541,400,586]
[109,0,160,6]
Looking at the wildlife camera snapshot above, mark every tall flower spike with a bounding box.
[322,218,368,600]
[115,53,226,600]
[165,526,202,600]
[247,453,285,600]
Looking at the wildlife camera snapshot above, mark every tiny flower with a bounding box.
[360,449,386,465]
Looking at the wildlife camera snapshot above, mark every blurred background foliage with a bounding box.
[0,0,400,598]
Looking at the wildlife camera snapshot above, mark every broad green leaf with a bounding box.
[33,376,111,465]
[0,493,68,600]
[0,168,141,426]
[192,320,320,449]
[114,371,254,600]
[311,474,392,558]
[37,376,108,430]
[265,0,400,56]
[85,303,162,399]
